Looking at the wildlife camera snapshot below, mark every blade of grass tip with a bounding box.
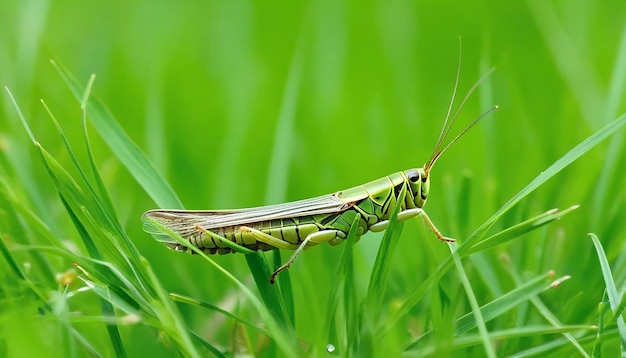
[50,60,183,209]
[78,74,120,233]
[40,151,103,261]
[261,29,306,328]
[384,114,626,336]
[7,87,121,281]
[49,70,175,295]
[450,243,496,358]
[5,87,36,144]
[4,87,57,220]
[39,100,126,244]
[47,62,294,352]
[505,259,588,356]
[46,68,178,302]
[467,205,579,255]
[590,233,626,350]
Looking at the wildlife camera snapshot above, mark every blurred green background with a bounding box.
[1,0,625,356]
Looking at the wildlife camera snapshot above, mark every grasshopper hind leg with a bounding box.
[238,226,347,283]
[270,229,345,284]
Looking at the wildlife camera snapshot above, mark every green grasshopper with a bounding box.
[142,67,496,284]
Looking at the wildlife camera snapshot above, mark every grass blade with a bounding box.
[50,60,183,209]
[590,233,626,352]
[450,244,496,358]
[259,29,307,331]
[324,213,361,354]
[366,183,407,310]
[467,205,579,254]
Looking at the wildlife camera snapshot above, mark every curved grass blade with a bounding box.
[590,233,626,352]
[450,243,496,358]
[50,60,183,210]
[366,182,407,311]
[246,251,295,336]
[467,205,579,255]
[260,31,307,330]
[49,61,300,352]
[78,76,123,236]
[7,90,130,355]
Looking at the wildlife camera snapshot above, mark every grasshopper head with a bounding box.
[405,168,429,209]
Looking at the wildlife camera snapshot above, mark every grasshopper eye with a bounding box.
[407,170,420,183]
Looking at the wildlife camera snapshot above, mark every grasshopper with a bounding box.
[142,62,496,283]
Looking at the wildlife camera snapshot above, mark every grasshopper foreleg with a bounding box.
[418,210,454,242]
[369,208,454,242]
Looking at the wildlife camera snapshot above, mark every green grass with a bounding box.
[1,1,626,357]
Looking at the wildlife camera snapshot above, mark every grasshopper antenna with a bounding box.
[424,41,498,178]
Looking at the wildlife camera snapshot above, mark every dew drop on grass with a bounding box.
[326,343,335,353]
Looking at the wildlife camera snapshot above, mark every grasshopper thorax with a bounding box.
[404,168,429,209]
